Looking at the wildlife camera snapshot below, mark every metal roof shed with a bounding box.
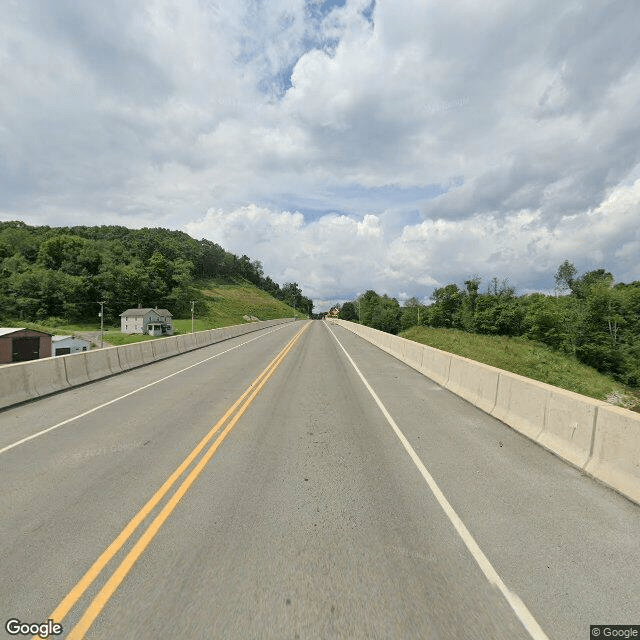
[0,328,53,364]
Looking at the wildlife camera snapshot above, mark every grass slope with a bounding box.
[192,278,301,329]
[401,325,639,411]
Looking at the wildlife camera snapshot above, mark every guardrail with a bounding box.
[331,319,640,506]
[0,319,297,410]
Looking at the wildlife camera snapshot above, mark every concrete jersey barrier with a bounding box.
[585,406,640,504]
[0,318,297,410]
[0,358,71,407]
[330,318,640,507]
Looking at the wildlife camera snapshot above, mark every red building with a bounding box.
[0,328,53,364]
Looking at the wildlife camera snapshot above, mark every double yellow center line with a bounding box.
[41,321,311,640]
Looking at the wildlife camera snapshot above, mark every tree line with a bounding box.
[0,221,313,323]
[337,261,640,387]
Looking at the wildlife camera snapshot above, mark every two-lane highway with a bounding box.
[1,320,639,639]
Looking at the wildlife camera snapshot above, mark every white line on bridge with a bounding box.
[325,321,550,640]
[0,324,293,456]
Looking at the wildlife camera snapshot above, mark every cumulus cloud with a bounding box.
[186,205,388,301]
[188,175,640,307]
[1,0,639,309]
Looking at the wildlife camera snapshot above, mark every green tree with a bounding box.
[371,295,401,334]
[428,284,462,328]
[400,297,426,331]
[357,290,381,326]
[522,294,572,350]
[459,276,481,331]
[338,301,358,321]
[38,235,102,276]
[474,279,523,336]
[280,282,303,310]
[554,260,578,295]
[571,268,614,299]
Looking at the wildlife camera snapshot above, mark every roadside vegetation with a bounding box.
[0,221,312,328]
[338,261,640,410]
[5,278,301,347]
[401,325,638,410]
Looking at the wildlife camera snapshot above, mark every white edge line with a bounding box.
[0,324,293,456]
[324,321,550,640]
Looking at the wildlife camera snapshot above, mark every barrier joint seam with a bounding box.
[588,405,599,464]
[542,391,550,432]
[489,371,500,414]
[62,357,71,387]
[444,356,452,387]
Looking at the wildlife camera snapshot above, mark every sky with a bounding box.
[1,0,639,311]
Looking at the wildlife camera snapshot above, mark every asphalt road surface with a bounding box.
[1,320,638,639]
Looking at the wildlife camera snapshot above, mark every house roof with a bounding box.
[52,335,90,343]
[0,328,25,337]
[0,327,53,337]
[119,308,173,317]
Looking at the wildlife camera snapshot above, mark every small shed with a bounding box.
[0,328,53,364]
[52,335,91,356]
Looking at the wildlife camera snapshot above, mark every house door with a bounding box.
[12,337,40,362]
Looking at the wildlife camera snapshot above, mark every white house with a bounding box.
[119,308,174,336]
[52,335,91,356]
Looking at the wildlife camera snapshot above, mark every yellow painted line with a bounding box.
[2,323,293,456]
[39,321,310,639]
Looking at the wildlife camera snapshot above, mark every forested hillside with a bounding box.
[338,262,640,388]
[0,221,312,323]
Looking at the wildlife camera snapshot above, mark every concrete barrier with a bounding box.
[116,343,140,371]
[139,341,156,365]
[538,389,605,468]
[177,334,196,353]
[329,317,640,505]
[378,331,393,352]
[0,318,296,410]
[85,347,122,380]
[420,347,452,387]
[404,340,424,371]
[62,351,91,387]
[119,342,156,370]
[151,336,180,360]
[585,406,640,504]
[389,335,405,359]
[491,372,550,440]
[0,358,70,409]
[446,357,500,414]
[195,331,210,347]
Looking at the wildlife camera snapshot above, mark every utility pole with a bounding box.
[97,301,105,348]
[191,301,195,333]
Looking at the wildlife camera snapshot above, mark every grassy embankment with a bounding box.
[401,325,639,411]
[6,278,302,347]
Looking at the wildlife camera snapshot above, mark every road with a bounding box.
[1,320,638,639]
